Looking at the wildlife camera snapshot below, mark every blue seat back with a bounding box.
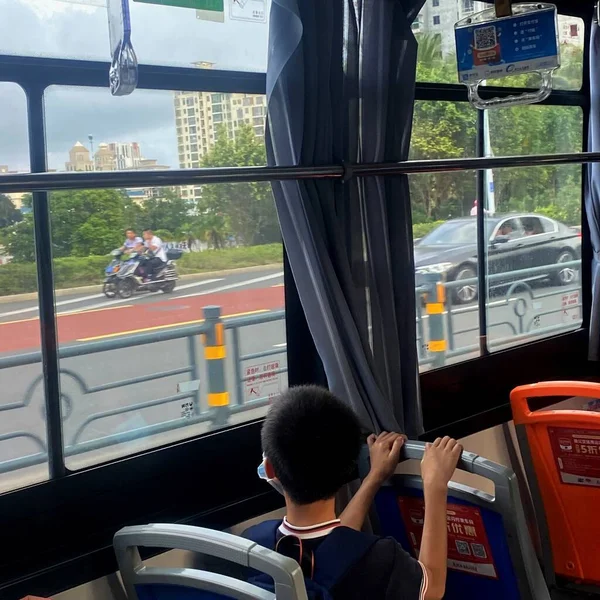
[113,523,308,600]
[376,482,519,599]
[362,441,550,600]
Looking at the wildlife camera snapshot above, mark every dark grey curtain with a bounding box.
[267,0,425,436]
[586,18,600,360]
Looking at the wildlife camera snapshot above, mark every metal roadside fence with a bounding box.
[0,260,582,476]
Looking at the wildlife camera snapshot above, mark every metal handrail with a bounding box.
[0,151,597,193]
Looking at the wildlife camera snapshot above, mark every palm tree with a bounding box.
[416,33,443,69]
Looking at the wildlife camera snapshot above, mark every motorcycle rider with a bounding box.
[142,228,167,281]
[119,229,143,254]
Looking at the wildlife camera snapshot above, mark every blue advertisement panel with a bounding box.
[455,7,559,84]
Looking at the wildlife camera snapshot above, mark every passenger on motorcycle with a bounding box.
[141,229,167,281]
[119,229,143,254]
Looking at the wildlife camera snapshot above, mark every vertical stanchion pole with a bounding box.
[187,334,202,416]
[28,86,65,479]
[446,284,455,351]
[231,327,244,406]
[203,306,229,428]
[424,274,447,369]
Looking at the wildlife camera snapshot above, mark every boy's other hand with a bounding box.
[367,432,406,484]
[421,436,462,494]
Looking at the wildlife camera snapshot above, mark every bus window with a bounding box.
[39,86,284,469]
[415,0,583,91]
[485,105,583,351]
[0,83,48,494]
[0,0,268,72]
[410,101,479,370]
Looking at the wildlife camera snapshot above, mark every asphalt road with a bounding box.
[0,266,286,491]
[0,266,582,492]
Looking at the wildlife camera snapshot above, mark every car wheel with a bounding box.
[554,250,577,286]
[117,278,136,299]
[452,265,478,305]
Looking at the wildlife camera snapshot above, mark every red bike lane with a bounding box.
[0,285,284,355]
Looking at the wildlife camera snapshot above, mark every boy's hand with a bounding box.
[367,432,406,484]
[421,436,462,494]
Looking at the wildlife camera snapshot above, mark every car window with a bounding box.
[420,220,477,244]
[540,217,558,233]
[521,217,545,236]
[495,218,524,240]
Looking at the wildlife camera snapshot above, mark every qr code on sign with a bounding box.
[474,25,497,50]
[471,543,487,559]
[455,540,472,556]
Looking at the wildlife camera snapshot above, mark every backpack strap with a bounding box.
[311,527,379,590]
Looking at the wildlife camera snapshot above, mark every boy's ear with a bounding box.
[264,457,277,480]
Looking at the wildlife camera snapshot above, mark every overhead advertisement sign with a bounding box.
[133,0,225,22]
[230,0,267,23]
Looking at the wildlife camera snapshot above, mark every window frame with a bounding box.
[0,0,595,596]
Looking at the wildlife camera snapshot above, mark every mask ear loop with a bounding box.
[276,535,315,579]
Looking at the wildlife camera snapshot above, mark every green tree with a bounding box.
[410,36,584,225]
[48,189,127,257]
[0,194,23,228]
[2,215,36,262]
[139,189,191,235]
[71,215,123,256]
[3,188,128,261]
[201,124,280,246]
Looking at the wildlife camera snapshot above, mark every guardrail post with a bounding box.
[424,274,447,369]
[231,327,244,406]
[187,335,202,416]
[203,306,230,429]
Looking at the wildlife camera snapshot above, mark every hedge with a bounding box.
[412,221,445,240]
[0,244,283,297]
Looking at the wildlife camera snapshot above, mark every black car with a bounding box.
[414,214,581,304]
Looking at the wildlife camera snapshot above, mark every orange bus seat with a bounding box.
[510,381,600,593]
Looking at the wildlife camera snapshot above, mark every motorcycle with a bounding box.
[103,248,182,299]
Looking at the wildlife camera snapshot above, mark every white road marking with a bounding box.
[173,278,223,292]
[177,272,284,299]
[0,278,226,319]
[0,293,104,318]
[54,278,227,315]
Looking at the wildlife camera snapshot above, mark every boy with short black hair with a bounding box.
[244,385,462,600]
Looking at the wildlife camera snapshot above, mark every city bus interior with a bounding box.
[1,0,600,598]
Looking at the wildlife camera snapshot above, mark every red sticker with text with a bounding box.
[548,427,600,487]
[398,496,497,579]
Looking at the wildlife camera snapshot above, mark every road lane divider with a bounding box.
[423,274,447,368]
[203,306,230,428]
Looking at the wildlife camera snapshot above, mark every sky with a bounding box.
[0,0,269,172]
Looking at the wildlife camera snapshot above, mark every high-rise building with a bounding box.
[65,141,94,172]
[558,17,584,47]
[109,142,142,170]
[64,141,169,204]
[173,91,267,200]
[413,0,488,54]
[413,0,583,55]
[94,143,116,171]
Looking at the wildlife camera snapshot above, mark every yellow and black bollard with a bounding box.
[203,305,230,429]
[424,274,447,369]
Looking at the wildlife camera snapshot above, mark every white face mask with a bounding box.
[257,454,285,495]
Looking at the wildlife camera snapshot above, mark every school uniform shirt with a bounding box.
[275,518,428,600]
